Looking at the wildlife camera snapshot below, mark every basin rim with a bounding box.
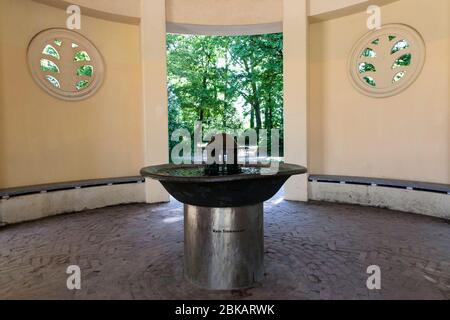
[140,163,307,183]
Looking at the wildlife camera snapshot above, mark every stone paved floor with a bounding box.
[0,193,449,300]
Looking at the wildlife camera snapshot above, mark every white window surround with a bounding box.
[348,24,426,98]
[27,28,105,101]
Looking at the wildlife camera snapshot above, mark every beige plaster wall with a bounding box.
[0,0,144,188]
[166,0,282,26]
[1,0,448,190]
[283,0,309,201]
[309,0,450,184]
[34,0,282,25]
[141,0,170,203]
[310,0,399,21]
[33,0,399,24]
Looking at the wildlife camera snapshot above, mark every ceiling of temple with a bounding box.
[33,0,399,32]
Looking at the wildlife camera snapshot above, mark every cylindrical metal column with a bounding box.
[184,203,264,290]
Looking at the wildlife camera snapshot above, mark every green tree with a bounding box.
[167,33,284,162]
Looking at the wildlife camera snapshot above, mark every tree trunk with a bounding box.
[223,53,230,129]
[267,94,273,154]
[250,82,262,145]
[250,101,262,144]
[250,107,255,129]
[267,93,273,129]
[199,73,207,122]
[243,59,262,131]
[251,94,262,130]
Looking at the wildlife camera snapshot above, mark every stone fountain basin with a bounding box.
[140,163,307,207]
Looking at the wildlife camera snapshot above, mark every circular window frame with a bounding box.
[348,24,426,98]
[27,28,105,101]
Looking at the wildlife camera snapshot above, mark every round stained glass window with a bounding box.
[348,24,425,98]
[27,28,105,101]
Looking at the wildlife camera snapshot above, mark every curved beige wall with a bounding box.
[1,0,448,189]
[35,0,281,25]
[60,0,140,18]
[33,0,141,24]
[310,0,398,20]
[309,0,450,184]
[0,0,144,188]
[34,0,398,25]
[167,0,282,26]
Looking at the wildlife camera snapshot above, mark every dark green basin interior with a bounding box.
[140,163,307,207]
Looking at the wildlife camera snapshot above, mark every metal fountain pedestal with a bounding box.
[140,162,307,291]
[184,203,264,290]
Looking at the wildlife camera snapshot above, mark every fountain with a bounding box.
[140,134,307,290]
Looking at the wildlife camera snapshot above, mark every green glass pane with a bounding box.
[74,51,91,62]
[40,59,60,73]
[363,76,376,87]
[391,40,409,54]
[389,35,397,41]
[76,80,89,90]
[76,65,94,77]
[372,39,380,45]
[393,71,406,83]
[358,62,376,74]
[54,39,62,47]
[393,54,412,69]
[45,75,60,88]
[42,45,60,60]
[361,48,376,58]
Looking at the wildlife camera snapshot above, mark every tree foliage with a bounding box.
[167,33,284,160]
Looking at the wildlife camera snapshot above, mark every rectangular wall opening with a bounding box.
[166,33,284,163]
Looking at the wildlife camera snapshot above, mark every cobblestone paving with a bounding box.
[0,193,449,300]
